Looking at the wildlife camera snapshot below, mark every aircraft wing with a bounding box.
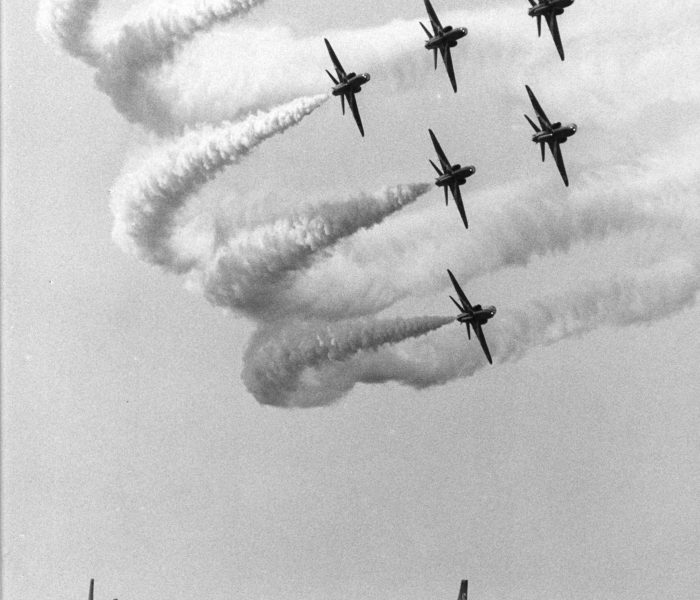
[88,580,94,600]
[473,321,493,364]
[346,92,364,137]
[525,84,551,129]
[549,140,569,186]
[447,269,472,312]
[324,38,346,78]
[429,129,451,171]
[440,45,458,93]
[424,0,443,35]
[545,13,565,60]
[451,182,469,229]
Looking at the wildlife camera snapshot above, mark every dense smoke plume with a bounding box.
[39,0,699,406]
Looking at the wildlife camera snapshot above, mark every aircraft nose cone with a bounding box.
[462,27,468,35]
[364,73,371,81]
[471,166,476,174]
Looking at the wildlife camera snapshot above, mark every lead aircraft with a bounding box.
[324,38,370,136]
[524,84,577,186]
[527,0,574,61]
[448,270,496,365]
[420,0,467,92]
[428,129,475,229]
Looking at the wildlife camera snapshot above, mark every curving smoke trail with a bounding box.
[110,94,329,271]
[40,0,700,407]
[243,315,455,408]
[37,0,269,130]
[200,183,431,317]
[272,148,698,321]
[255,255,699,407]
[37,0,101,64]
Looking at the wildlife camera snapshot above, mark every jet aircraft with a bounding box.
[428,129,475,229]
[524,84,577,186]
[527,0,574,61]
[419,0,467,92]
[447,269,496,365]
[324,38,370,136]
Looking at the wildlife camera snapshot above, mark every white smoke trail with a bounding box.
[242,315,455,407]
[37,0,101,64]
[254,255,699,407]
[272,152,697,320]
[154,1,700,126]
[37,0,268,131]
[200,183,431,317]
[110,94,329,271]
[40,0,700,408]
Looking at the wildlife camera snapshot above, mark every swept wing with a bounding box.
[447,269,472,311]
[548,140,569,186]
[424,0,443,34]
[473,321,493,364]
[345,92,364,137]
[545,13,565,60]
[451,182,469,229]
[324,38,346,79]
[429,129,451,171]
[440,46,458,93]
[525,84,551,129]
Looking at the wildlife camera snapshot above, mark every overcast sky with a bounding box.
[2,1,699,600]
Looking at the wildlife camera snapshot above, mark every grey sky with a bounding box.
[2,1,699,599]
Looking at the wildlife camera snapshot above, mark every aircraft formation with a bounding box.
[324,0,577,365]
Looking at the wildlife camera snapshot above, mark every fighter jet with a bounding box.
[419,0,467,92]
[524,84,577,186]
[447,269,496,364]
[527,0,574,61]
[428,129,475,229]
[324,38,370,136]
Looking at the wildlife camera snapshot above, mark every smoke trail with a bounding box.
[94,0,268,130]
[243,315,455,407]
[271,158,695,321]
[200,183,431,317]
[37,0,268,131]
[157,1,700,127]
[37,0,101,64]
[110,94,329,271]
[251,255,699,406]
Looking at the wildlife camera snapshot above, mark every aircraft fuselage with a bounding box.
[457,305,496,325]
[531,123,577,144]
[528,0,574,17]
[435,164,475,187]
[331,73,370,96]
[425,26,468,50]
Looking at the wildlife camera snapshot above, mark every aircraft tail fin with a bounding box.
[524,113,540,133]
[341,94,345,115]
[540,141,546,162]
[89,580,95,600]
[429,159,443,176]
[537,15,542,37]
[325,69,338,85]
[419,21,432,40]
[444,186,449,205]
[433,48,438,69]
[458,580,469,600]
